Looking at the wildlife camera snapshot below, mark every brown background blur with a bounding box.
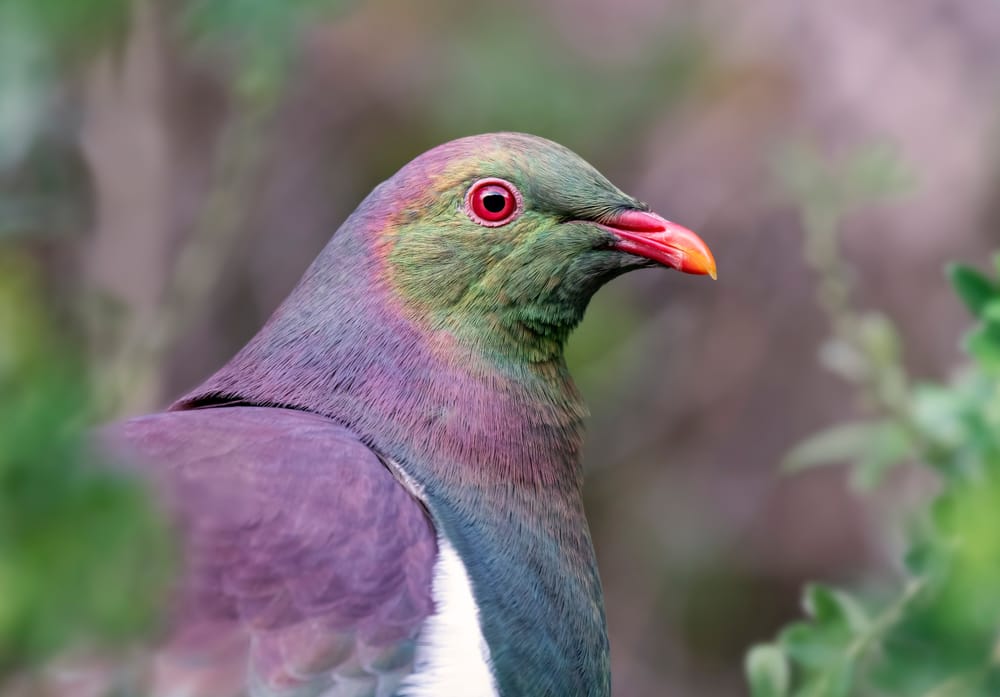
[9,0,1000,694]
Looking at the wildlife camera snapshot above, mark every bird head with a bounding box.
[368,133,715,361]
[182,133,716,412]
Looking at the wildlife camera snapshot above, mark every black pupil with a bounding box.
[482,191,507,214]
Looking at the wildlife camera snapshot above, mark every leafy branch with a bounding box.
[747,141,1000,697]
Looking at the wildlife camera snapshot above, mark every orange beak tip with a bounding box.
[700,253,719,280]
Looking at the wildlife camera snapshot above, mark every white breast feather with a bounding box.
[398,537,500,697]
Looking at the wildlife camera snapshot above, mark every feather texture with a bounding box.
[99,407,436,697]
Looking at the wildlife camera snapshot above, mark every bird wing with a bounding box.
[98,406,437,697]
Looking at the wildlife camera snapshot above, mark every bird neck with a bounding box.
[176,204,610,694]
[179,191,592,491]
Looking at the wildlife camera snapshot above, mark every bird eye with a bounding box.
[465,178,521,227]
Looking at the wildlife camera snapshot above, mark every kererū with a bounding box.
[98,133,716,697]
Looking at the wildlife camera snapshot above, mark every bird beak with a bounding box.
[602,210,717,280]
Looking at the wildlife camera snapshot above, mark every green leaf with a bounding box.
[818,338,867,383]
[778,586,867,682]
[746,644,790,697]
[911,383,967,449]
[804,584,871,633]
[947,263,997,318]
[904,539,942,578]
[799,660,853,697]
[849,421,912,491]
[857,312,901,366]
[981,299,1000,324]
[780,622,846,669]
[964,323,1000,371]
[783,421,903,473]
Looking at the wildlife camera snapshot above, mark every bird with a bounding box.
[94,132,716,697]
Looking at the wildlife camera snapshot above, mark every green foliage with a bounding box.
[182,0,354,98]
[747,644,791,697]
[775,140,916,234]
[0,0,129,238]
[1,0,352,677]
[948,263,998,319]
[0,0,132,65]
[782,420,911,491]
[748,145,1000,697]
[0,257,173,678]
[1,0,352,241]
[951,260,1000,374]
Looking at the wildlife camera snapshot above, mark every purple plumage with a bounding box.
[64,133,715,697]
[103,407,435,695]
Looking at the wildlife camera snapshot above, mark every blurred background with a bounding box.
[2,0,1000,695]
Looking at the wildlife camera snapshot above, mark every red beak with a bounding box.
[602,209,717,279]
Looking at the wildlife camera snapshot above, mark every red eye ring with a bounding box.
[465,178,522,227]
